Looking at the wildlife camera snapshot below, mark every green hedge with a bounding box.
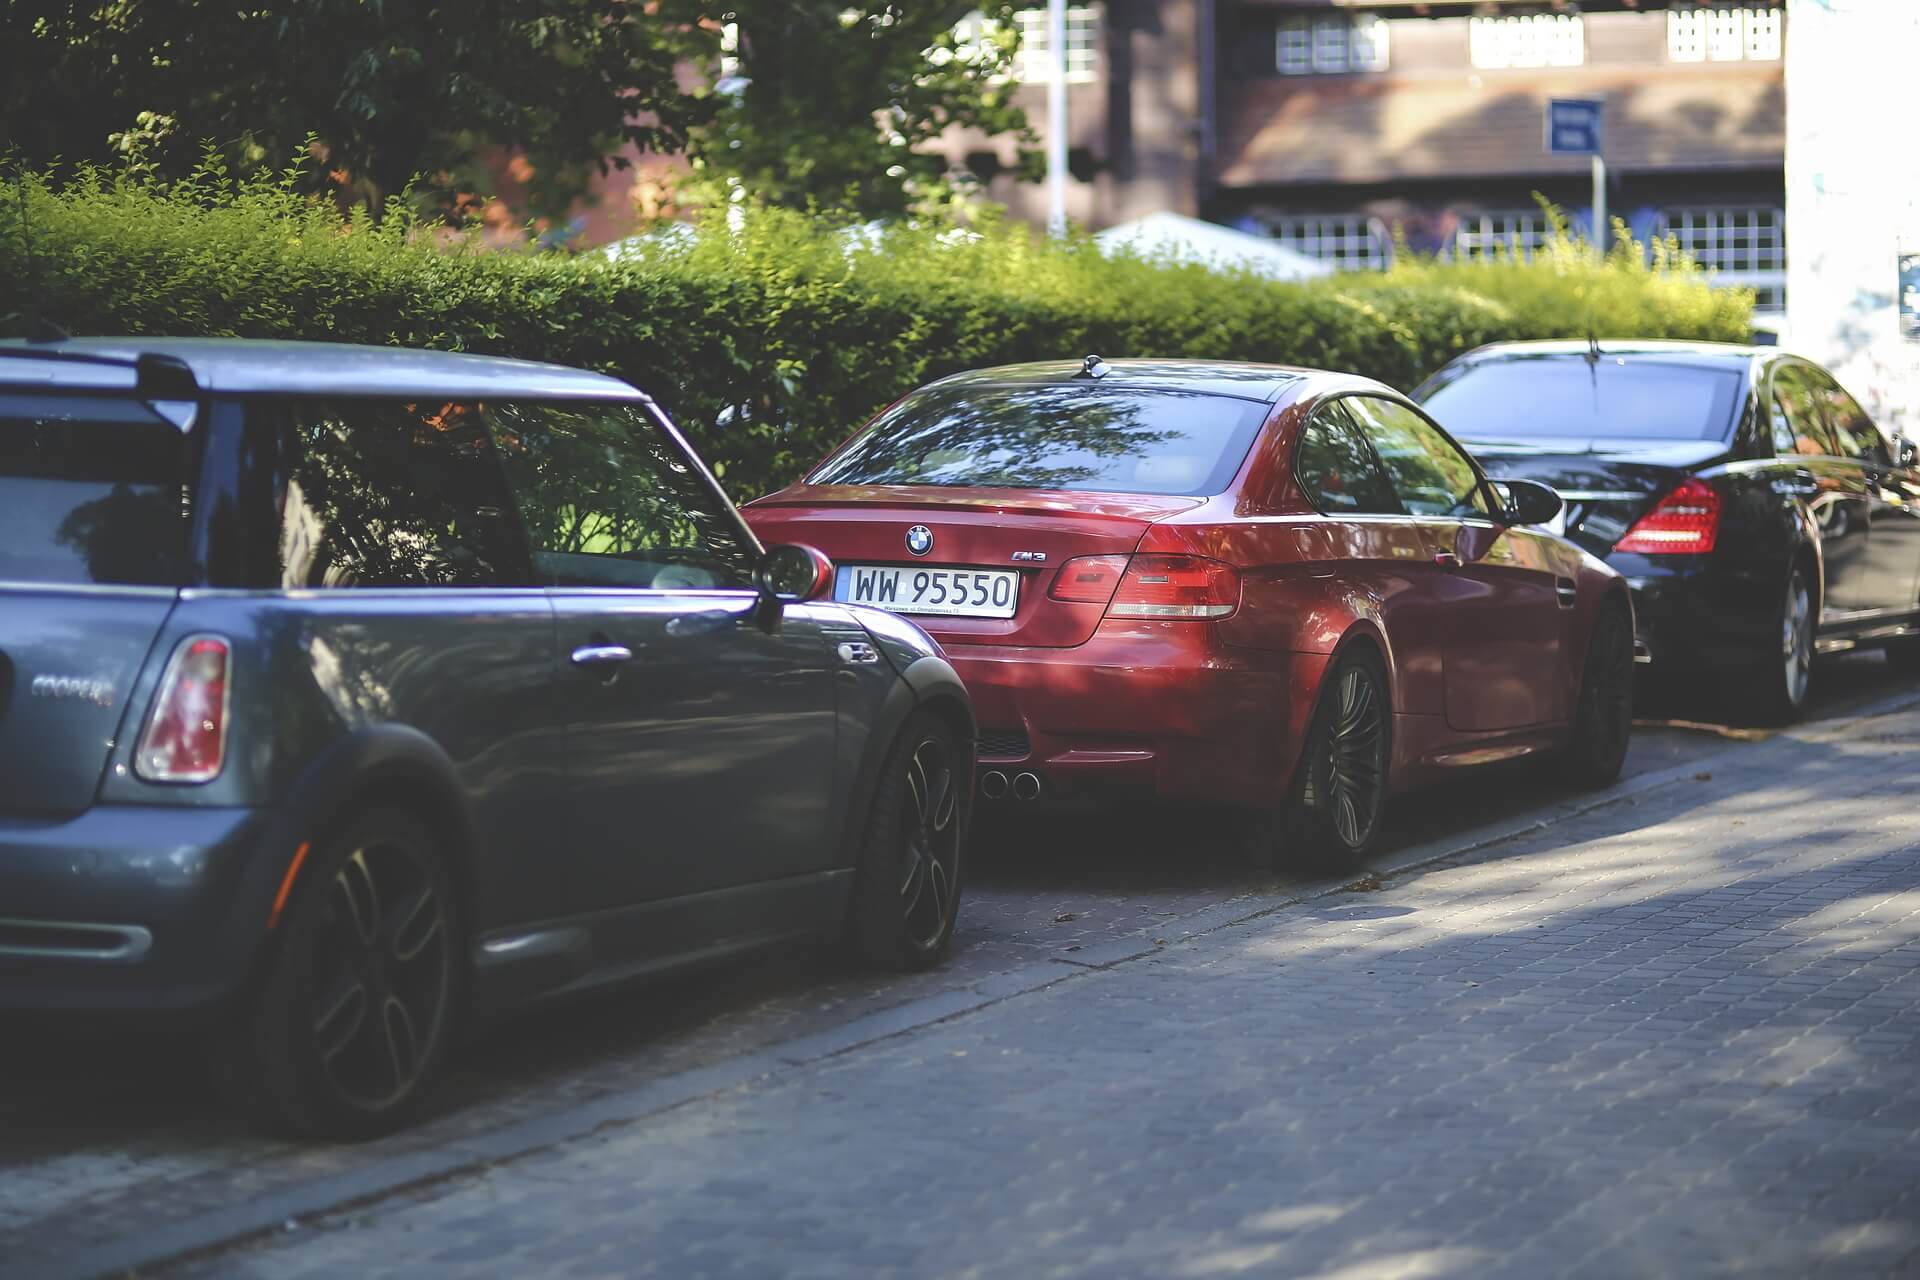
[0,166,1752,499]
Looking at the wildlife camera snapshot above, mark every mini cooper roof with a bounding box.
[0,337,646,402]
[1443,340,1776,370]
[922,357,1315,404]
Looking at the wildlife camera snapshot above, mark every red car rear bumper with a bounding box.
[945,623,1330,808]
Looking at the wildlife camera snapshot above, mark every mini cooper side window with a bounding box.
[1294,404,1402,515]
[488,401,758,591]
[1348,396,1494,519]
[263,400,536,589]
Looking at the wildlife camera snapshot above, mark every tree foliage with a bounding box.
[683,3,1038,219]
[1,0,710,220]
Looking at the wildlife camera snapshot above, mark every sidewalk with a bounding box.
[172,706,1920,1278]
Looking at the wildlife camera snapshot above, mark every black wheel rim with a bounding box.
[1588,612,1635,760]
[306,838,451,1114]
[899,735,961,952]
[1782,568,1813,707]
[1325,664,1387,848]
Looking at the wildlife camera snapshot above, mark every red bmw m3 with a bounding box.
[745,357,1634,864]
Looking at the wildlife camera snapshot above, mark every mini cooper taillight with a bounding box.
[135,635,231,783]
[1615,478,1721,555]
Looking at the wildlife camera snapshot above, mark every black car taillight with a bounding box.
[1615,478,1721,555]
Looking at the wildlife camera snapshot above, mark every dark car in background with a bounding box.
[1416,341,1920,722]
[0,337,973,1138]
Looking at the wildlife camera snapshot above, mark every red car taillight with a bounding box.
[1051,553,1240,619]
[1614,478,1721,555]
[1049,554,1130,604]
[135,635,231,783]
[1107,554,1240,620]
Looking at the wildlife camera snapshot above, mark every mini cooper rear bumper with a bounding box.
[948,625,1329,809]
[0,805,278,1015]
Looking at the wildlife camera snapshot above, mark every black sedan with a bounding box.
[1415,341,1920,722]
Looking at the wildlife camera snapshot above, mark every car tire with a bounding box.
[845,712,968,972]
[1278,646,1392,870]
[229,808,462,1140]
[1741,558,1816,726]
[1559,602,1635,789]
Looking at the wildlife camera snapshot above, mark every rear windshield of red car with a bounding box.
[0,394,192,587]
[1417,356,1745,443]
[808,386,1272,496]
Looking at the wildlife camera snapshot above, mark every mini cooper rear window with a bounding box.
[0,394,190,587]
[809,386,1271,496]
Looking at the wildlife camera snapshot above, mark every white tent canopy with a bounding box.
[1093,211,1333,282]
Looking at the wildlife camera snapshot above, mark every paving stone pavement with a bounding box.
[169,706,1920,1279]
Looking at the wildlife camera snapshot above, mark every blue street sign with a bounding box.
[1547,98,1604,156]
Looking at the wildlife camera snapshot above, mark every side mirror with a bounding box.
[1897,435,1919,470]
[1496,478,1565,528]
[756,543,835,603]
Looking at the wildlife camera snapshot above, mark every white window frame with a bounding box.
[1275,13,1388,76]
[1451,210,1555,263]
[1469,14,1584,70]
[1667,7,1783,64]
[1013,7,1099,84]
[1657,205,1787,311]
[1266,214,1393,271]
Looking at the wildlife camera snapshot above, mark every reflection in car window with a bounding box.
[1347,397,1493,519]
[1417,357,1744,443]
[1809,369,1888,466]
[808,386,1271,497]
[1770,366,1838,459]
[1294,404,1401,515]
[268,400,533,589]
[0,394,190,586]
[489,401,757,591]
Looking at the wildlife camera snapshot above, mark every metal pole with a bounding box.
[1046,0,1068,237]
[1592,152,1608,255]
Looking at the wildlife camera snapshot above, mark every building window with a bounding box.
[1451,211,1555,263]
[1668,7,1782,63]
[1265,214,1392,270]
[1469,14,1584,69]
[1276,14,1388,76]
[1013,7,1099,82]
[1657,206,1786,311]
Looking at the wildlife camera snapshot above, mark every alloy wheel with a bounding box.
[306,839,452,1114]
[898,735,961,952]
[1325,663,1387,848]
[1782,568,1813,709]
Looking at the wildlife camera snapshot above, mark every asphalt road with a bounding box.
[2,651,1916,1276]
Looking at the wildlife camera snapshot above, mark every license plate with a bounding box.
[834,564,1020,618]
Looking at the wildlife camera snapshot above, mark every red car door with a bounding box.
[1345,395,1567,732]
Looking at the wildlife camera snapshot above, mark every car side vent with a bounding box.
[0,918,153,962]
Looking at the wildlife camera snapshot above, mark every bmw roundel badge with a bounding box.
[906,525,934,556]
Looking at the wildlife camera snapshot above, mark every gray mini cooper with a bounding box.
[0,337,973,1137]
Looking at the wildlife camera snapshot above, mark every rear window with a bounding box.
[0,394,191,586]
[808,386,1271,496]
[1418,358,1745,443]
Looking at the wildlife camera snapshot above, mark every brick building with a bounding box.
[946,1,1787,313]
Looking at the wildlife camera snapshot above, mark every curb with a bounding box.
[25,688,1920,1280]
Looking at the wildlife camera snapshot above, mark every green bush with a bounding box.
[0,165,1753,499]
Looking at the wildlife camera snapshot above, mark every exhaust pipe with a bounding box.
[979,770,1010,800]
[1012,772,1042,801]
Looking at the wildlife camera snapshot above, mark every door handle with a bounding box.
[570,643,633,668]
[1435,551,1460,570]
